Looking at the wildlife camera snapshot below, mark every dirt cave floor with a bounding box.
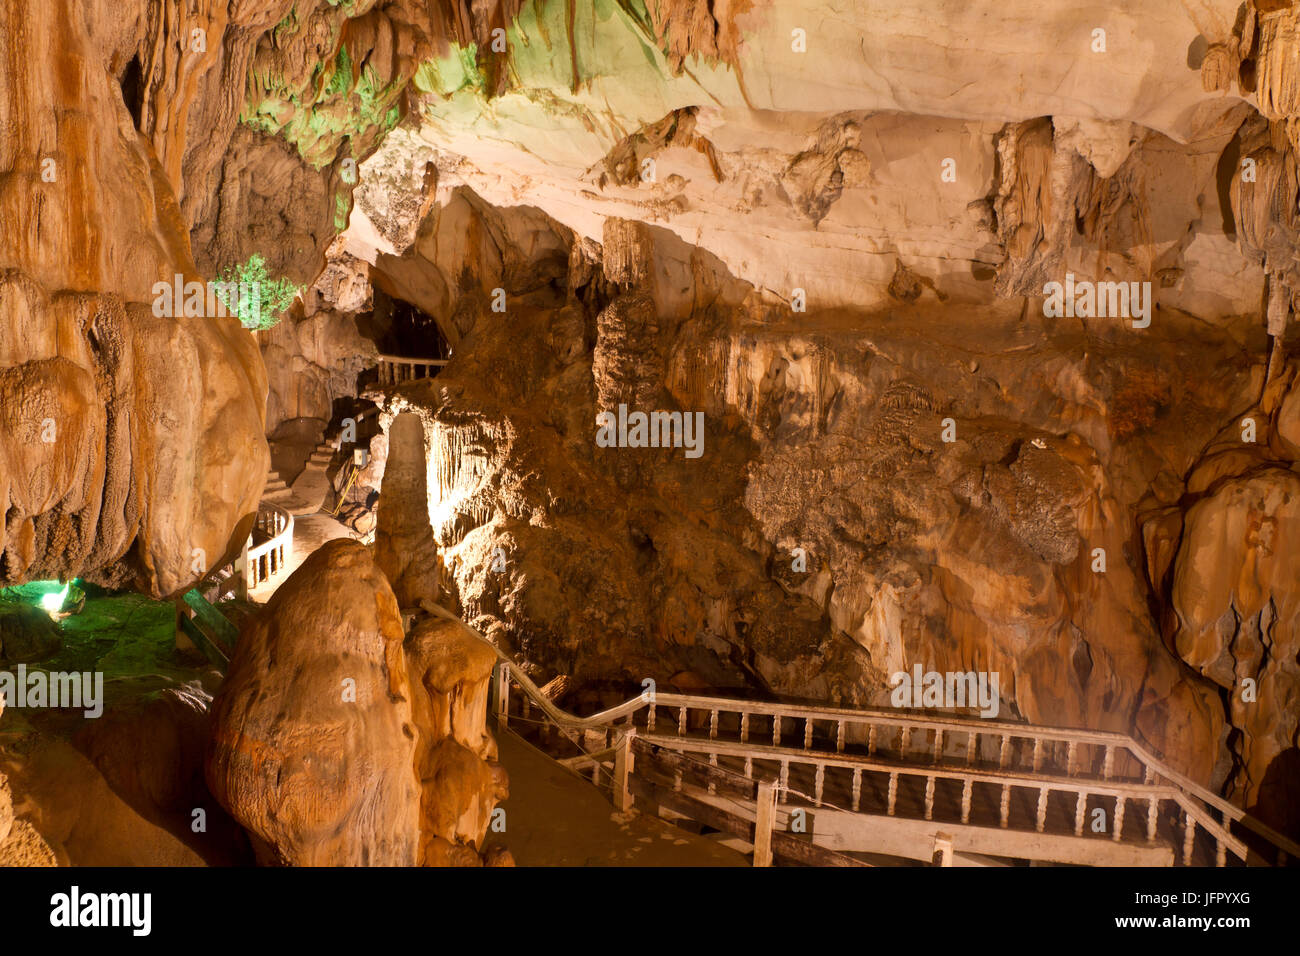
[483,729,747,866]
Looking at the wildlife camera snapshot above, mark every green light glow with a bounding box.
[40,583,69,612]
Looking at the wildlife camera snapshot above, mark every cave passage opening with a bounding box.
[367,287,452,361]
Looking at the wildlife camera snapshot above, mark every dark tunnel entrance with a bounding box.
[363,287,452,361]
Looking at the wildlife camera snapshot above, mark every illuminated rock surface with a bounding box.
[3,0,1300,863]
[206,540,505,865]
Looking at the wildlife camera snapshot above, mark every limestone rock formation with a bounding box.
[0,0,268,597]
[207,539,505,865]
[259,1,1296,843]
[76,679,221,827]
[0,697,57,866]
[7,0,1300,865]
[405,615,508,865]
[371,185,574,349]
[261,302,379,434]
[374,412,443,609]
[0,606,62,664]
[1169,468,1300,812]
[0,692,203,867]
[207,539,421,865]
[0,817,58,867]
[0,773,57,866]
[359,168,1289,827]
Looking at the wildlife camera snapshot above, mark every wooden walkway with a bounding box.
[489,659,1300,868]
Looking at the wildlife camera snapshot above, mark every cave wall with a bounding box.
[367,183,1300,836]
[0,0,268,596]
[4,0,1300,854]
[334,3,1300,839]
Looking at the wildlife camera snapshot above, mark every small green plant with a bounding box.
[214,254,298,331]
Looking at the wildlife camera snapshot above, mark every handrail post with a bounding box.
[932,832,954,867]
[235,537,249,601]
[495,662,510,728]
[753,780,777,867]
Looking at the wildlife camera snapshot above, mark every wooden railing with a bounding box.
[376,353,448,385]
[415,602,1297,868]
[637,731,1234,864]
[637,694,1300,866]
[247,502,292,590]
[178,587,240,670]
[488,661,1297,867]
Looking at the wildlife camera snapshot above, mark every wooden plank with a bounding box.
[629,776,868,867]
[754,800,1173,867]
[629,775,751,841]
[632,739,758,800]
[182,588,239,651]
[771,826,868,867]
[178,613,229,669]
